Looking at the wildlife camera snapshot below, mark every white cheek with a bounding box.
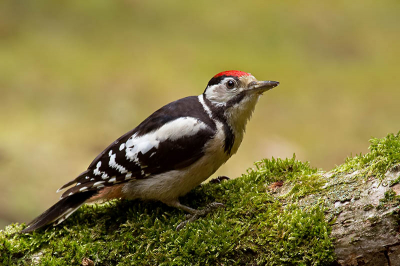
[205,85,238,105]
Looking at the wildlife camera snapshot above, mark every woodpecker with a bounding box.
[21,70,279,233]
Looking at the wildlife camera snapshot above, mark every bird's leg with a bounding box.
[209,175,230,184]
[165,200,224,231]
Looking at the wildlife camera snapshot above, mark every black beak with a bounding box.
[252,80,280,93]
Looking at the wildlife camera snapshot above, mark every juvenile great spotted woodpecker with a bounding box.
[21,70,279,233]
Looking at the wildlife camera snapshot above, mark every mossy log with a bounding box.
[276,160,400,266]
[1,132,400,265]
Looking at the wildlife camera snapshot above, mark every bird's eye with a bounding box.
[226,80,235,89]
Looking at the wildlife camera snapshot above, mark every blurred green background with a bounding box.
[1,0,399,229]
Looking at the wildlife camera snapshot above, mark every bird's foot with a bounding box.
[209,176,230,184]
[176,202,224,231]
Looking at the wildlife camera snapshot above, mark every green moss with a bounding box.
[389,171,400,186]
[248,155,324,201]
[0,155,335,265]
[334,131,400,178]
[363,204,374,211]
[377,189,400,211]
[381,189,397,203]
[250,203,334,265]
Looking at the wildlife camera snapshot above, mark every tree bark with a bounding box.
[276,165,400,266]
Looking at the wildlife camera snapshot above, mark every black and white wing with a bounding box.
[58,96,216,198]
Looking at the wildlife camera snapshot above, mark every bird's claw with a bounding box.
[176,202,225,231]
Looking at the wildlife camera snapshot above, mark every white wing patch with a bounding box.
[124,117,208,163]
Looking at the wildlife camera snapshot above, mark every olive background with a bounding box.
[0,0,399,229]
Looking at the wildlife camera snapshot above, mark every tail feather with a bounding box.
[21,190,97,233]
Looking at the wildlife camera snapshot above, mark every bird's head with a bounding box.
[201,70,279,152]
[203,70,279,108]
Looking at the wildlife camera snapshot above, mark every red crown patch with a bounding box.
[213,70,251,78]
